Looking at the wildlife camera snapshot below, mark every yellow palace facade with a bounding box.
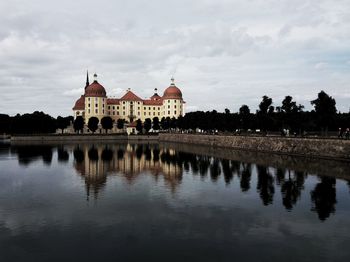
[73,73,185,123]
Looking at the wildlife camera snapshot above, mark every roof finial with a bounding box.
[171,77,175,86]
[93,73,98,82]
[85,70,90,89]
[154,88,158,94]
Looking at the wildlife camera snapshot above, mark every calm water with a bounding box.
[0,141,350,262]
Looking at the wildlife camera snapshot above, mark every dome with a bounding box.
[85,76,106,97]
[73,95,85,110]
[163,78,182,99]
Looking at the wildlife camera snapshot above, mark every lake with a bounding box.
[0,141,350,261]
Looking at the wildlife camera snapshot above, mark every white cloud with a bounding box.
[0,0,349,116]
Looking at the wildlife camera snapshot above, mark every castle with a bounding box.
[73,73,185,123]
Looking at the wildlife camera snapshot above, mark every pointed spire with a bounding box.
[85,70,90,89]
[171,77,175,86]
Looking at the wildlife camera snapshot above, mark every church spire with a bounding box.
[85,70,90,89]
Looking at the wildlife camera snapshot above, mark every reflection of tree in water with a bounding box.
[136,145,143,160]
[73,148,84,163]
[57,147,69,162]
[117,149,124,159]
[101,148,113,161]
[153,148,160,162]
[240,163,252,192]
[221,159,233,185]
[275,168,286,185]
[14,145,53,166]
[280,170,305,210]
[311,176,337,221]
[88,147,98,161]
[256,165,275,205]
[210,158,221,182]
[144,145,152,161]
[199,155,210,177]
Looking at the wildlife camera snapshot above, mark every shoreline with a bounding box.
[7,133,350,161]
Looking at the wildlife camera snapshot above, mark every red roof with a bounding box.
[73,95,85,110]
[143,100,163,105]
[150,93,162,101]
[107,98,120,105]
[120,90,143,101]
[163,84,182,99]
[85,81,107,97]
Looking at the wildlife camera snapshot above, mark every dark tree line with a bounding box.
[0,111,72,134]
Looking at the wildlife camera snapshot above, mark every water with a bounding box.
[0,141,350,262]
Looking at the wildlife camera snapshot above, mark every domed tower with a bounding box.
[84,73,107,122]
[162,77,185,118]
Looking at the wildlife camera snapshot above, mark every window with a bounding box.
[102,104,105,108]
[112,106,115,110]
[144,112,146,116]
[130,101,133,105]
[95,109,98,114]
[108,111,110,114]
[153,107,155,110]
[123,101,125,104]
[123,111,125,115]
[117,112,119,115]
[158,112,160,116]
[123,106,125,110]
[174,105,176,109]
[149,107,151,110]
[88,98,90,101]
[168,105,170,109]
[113,112,115,115]
[76,111,80,115]
[168,100,170,103]
[103,109,105,114]
[117,106,119,110]
[138,107,140,110]
[138,112,140,116]
[153,112,155,116]
[108,106,110,110]
[95,103,98,107]
[168,111,170,114]
[174,110,177,114]
[95,98,98,102]
[138,102,140,105]
[88,109,90,113]
[88,103,90,107]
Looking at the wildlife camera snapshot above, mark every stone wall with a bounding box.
[159,134,350,160]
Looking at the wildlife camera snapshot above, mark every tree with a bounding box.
[73,116,84,134]
[56,116,72,134]
[88,117,99,133]
[239,105,250,130]
[311,91,337,134]
[0,114,10,134]
[117,119,124,130]
[152,117,160,131]
[259,96,273,114]
[136,119,143,133]
[160,117,169,130]
[101,116,113,133]
[144,118,152,133]
[258,96,273,132]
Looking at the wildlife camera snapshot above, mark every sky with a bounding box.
[0,0,349,117]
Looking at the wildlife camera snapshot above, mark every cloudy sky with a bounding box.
[0,0,349,116]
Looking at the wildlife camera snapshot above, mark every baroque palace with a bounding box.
[73,73,185,123]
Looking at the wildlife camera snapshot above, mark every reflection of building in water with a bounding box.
[73,144,183,199]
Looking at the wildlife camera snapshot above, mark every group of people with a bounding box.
[338,128,350,139]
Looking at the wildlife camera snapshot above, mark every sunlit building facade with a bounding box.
[73,73,185,123]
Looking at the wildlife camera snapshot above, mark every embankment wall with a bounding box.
[159,134,350,161]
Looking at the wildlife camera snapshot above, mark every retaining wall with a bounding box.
[159,134,350,160]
